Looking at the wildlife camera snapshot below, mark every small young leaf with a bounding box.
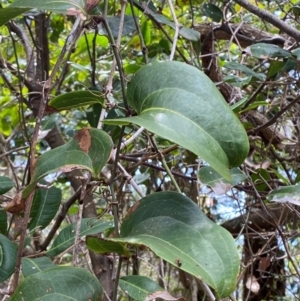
[0,234,17,282]
[11,267,103,301]
[198,167,248,195]
[47,218,114,257]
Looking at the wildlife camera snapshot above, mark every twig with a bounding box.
[196,279,216,301]
[149,135,181,193]
[167,0,179,60]
[46,16,84,90]
[40,188,81,251]
[252,96,300,133]
[234,0,300,41]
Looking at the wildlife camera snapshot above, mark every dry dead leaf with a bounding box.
[145,290,185,301]
[2,191,26,213]
[75,128,91,153]
[85,0,100,11]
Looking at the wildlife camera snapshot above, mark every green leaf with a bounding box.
[0,210,7,234]
[0,234,17,282]
[202,3,223,22]
[22,257,55,278]
[48,90,105,111]
[105,15,136,38]
[148,13,200,41]
[22,128,113,198]
[28,187,62,231]
[267,60,285,78]
[86,237,131,256]
[0,176,14,194]
[249,43,292,59]
[198,167,248,195]
[9,0,86,16]
[11,267,103,301]
[111,191,239,298]
[105,61,249,180]
[47,218,114,257]
[225,62,266,81]
[119,275,177,301]
[0,7,30,27]
[267,185,300,206]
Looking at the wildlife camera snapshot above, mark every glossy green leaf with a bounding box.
[110,191,239,298]
[105,61,249,180]
[0,7,30,27]
[119,275,179,301]
[11,267,103,301]
[47,218,114,257]
[202,3,223,22]
[22,257,55,278]
[48,90,105,111]
[0,234,17,282]
[28,187,62,231]
[198,167,248,195]
[0,210,7,234]
[86,237,131,256]
[22,128,113,198]
[250,43,292,59]
[0,176,14,194]
[9,0,86,16]
[267,185,300,206]
[225,62,266,81]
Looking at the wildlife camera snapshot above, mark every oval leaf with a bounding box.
[119,275,184,301]
[199,167,248,195]
[22,128,113,198]
[267,185,300,206]
[0,7,31,27]
[111,191,239,298]
[22,257,55,278]
[47,218,114,257]
[0,176,14,194]
[29,187,62,231]
[10,0,86,16]
[225,62,266,81]
[105,61,249,179]
[11,267,103,301]
[0,234,17,282]
[249,43,292,59]
[48,90,105,111]
[86,236,131,256]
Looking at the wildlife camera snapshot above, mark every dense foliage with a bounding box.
[1,0,300,300]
